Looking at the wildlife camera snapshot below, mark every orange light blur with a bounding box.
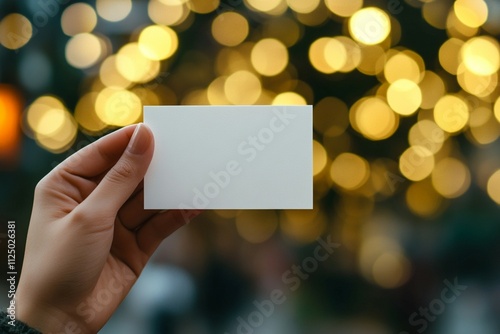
[0,85,22,166]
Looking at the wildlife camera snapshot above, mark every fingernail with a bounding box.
[128,124,151,155]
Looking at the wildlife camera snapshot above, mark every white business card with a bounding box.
[144,105,312,210]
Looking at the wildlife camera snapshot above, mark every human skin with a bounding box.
[15,124,198,333]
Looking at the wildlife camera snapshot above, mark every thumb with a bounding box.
[85,123,154,215]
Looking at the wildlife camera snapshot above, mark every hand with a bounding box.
[16,124,199,333]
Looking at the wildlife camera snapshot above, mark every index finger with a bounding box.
[60,124,138,179]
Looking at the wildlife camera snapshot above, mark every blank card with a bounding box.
[144,105,312,210]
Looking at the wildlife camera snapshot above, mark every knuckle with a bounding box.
[34,178,45,192]
[106,159,136,184]
[70,206,89,224]
[70,206,115,231]
[34,174,51,196]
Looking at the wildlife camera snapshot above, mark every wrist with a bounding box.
[1,310,41,334]
[16,296,92,334]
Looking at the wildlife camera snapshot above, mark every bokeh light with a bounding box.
[280,209,326,243]
[309,37,338,74]
[245,0,287,15]
[236,211,278,243]
[399,146,434,181]
[0,87,21,160]
[422,0,449,29]
[148,0,190,26]
[387,79,422,116]
[461,36,500,76]
[138,25,179,61]
[325,0,363,17]
[330,153,370,190]
[61,3,97,36]
[27,96,65,135]
[225,71,262,105]
[313,140,328,176]
[294,5,329,27]
[26,96,77,153]
[96,0,132,22]
[4,2,500,331]
[349,7,390,45]
[287,0,320,14]
[457,64,497,97]
[439,38,464,75]
[116,43,160,83]
[454,0,489,28]
[95,88,142,126]
[207,76,230,105]
[469,106,500,144]
[0,14,32,50]
[487,170,500,204]
[0,0,500,211]
[406,179,444,217]
[212,12,249,47]
[65,33,103,69]
[447,9,479,39]
[434,95,470,134]
[494,97,500,122]
[384,51,424,84]
[408,120,446,154]
[74,93,108,134]
[372,252,411,289]
[419,71,446,109]
[262,17,301,47]
[357,45,385,75]
[188,0,220,14]
[332,37,362,73]
[432,157,471,198]
[351,97,398,140]
[313,97,349,135]
[272,92,306,105]
[99,55,132,88]
[358,233,410,288]
[251,38,288,76]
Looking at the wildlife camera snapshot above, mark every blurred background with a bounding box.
[1,0,500,333]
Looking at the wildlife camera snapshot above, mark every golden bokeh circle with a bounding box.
[434,95,469,134]
[399,146,434,181]
[349,7,391,45]
[251,38,288,76]
[0,13,32,50]
[431,158,471,198]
